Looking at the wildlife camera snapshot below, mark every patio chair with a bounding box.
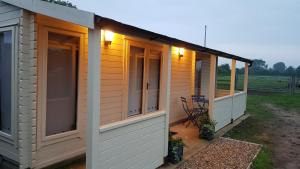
[180,97,200,128]
[191,95,209,113]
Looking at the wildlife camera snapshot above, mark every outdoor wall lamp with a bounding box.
[179,48,185,58]
[104,30,114,45]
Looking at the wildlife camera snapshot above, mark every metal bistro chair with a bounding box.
[191,95,209,114]
[191,95,209,129]
[180,97,200,128]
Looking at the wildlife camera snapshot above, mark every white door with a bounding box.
[147,50,161,112]
[127,43,162,117]
[128,46,145,116]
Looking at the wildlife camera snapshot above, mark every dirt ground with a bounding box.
[264,104,300,169]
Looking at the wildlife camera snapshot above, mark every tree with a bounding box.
[217,64,231,75]
[296,66,300,75]
[249,59,268,75]
[285,66,295,75]
[273,62,286,73]
[42,0,77,8]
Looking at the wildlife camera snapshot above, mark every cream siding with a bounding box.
[232,92,247,120]
[0,1,20,25]
[213,96,232,131]
[100,33,124,125]
[0,0,21,164]
[213,92,247,131]
[98,112,166,169]
[169,48,194,123]
[18,9,36,169]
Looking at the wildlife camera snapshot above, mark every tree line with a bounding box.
[217,59,300,76]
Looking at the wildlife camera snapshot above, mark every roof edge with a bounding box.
[95,15,252,64]
[3,0,94,29]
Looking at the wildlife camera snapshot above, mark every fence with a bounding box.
[217,74,300,95]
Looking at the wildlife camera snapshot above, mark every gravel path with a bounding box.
[177,137,261,169]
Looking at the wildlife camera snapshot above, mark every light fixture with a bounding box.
[104,30,114,45]
[179,48,185,58]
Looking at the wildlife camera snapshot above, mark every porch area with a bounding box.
[46,114,251,169]
[31,12,250,169]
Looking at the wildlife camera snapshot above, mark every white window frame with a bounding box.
[123,39,163,119]
[38,26,84,147]
[0,26,18,145]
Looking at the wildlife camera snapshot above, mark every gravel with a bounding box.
[176,137,261,169]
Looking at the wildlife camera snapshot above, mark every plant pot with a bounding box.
[167,144,184,164]
[200,127,214,141]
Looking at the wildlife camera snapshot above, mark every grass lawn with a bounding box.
[224,93,300,169]
[216,75,298,92]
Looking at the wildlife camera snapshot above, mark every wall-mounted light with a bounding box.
[104,30,114,45]
[179,48,185,58]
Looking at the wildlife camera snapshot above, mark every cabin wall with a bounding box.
[34,15,88,169]
[0,0,21,165]
[232,92,247,120]
[169,48,195,123]
[18,10,37,169]
[100,33,124,125]
[98,112,166,169]
[213,91,247,131]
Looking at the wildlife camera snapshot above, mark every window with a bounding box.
[147,50,161,112]
[44,31,79,136]
[0,28,14,136]
[216,57,232,97]
[127,43,162,117]
[128,46,145,116]
[195,57,202,95]
[235,61,245,92]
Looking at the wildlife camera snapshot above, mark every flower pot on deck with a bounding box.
[200,126,214,140]
[167,142,184,164]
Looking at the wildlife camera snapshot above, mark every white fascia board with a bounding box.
[3,0,94,29]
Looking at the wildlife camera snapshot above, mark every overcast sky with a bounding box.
[69,0,300,68]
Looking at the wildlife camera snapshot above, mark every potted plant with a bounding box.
[168,131,184,164]
[200,120,217,141]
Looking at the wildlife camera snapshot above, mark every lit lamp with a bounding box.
[104,30,114,45]
[179,48,185,58]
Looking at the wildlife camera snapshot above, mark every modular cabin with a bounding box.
[0,0,252,169]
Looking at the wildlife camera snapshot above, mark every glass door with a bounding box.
[128,46,145,116]
[147,50,161,112]
[127,43,162,117]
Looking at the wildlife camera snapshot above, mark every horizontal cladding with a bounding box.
[0,1,21,164]
[213,96,233,131]
[100,33,124,125]
[232,93,247,120]
[169,48,194,123]
[98,114,166,169]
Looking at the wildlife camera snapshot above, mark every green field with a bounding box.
[216,75,299,92]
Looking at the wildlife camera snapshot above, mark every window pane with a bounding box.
[0,30,12,134]
[195,58,202,95]
[235,61,245,92]
[128,46,144,116]
[147,50,161,112]
[216,57,232,98]
[46,32,79,136]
